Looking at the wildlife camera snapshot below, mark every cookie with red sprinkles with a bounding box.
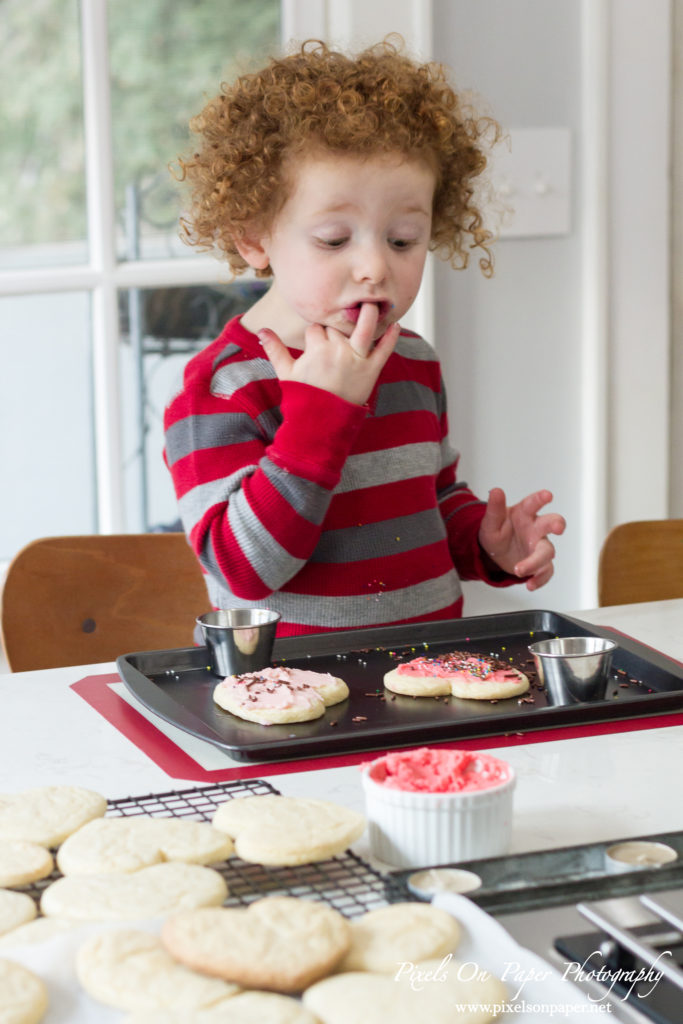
[384,650,529,700]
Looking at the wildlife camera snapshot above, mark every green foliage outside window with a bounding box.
[0,0,280,250]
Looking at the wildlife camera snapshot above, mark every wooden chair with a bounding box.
[598,520,683,606]
[0,534,210,672]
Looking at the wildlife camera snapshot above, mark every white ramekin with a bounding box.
[361,751,515,869]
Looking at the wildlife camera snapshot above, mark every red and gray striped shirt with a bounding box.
[164,316,515,637]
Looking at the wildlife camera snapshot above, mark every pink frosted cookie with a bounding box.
[213,667,348,725]
[384,651,529,700]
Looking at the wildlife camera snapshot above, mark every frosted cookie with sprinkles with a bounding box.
[384,650,529,700]
[213,666,348,725]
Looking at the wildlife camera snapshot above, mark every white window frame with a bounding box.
[0,0,286,533]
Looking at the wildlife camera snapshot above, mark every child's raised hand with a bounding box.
[258,302,400,406]
[478,487,566,591]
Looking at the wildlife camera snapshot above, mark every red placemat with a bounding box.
[71,672,683,783]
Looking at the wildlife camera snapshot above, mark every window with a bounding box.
[119,279,267,532]
[1,0,86,267]
[0,0,281,558]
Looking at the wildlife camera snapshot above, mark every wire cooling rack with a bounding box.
[21,779,412,918]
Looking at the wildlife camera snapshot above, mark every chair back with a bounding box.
[598,519,683,606]
[0,533,209,672]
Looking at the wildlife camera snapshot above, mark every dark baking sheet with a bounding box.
[116,609,683,762]
[389,829,683,916]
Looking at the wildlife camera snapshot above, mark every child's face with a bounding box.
[244,152,436,343]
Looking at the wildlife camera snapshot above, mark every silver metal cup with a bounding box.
[529,635,617,704]
[196,609,281,677]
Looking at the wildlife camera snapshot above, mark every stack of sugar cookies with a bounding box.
[74,899,506,1022]
[0,785,506,1022]
[0,784,109,1023]
[0,787,372,1022]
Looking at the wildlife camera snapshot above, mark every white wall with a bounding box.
[432,0,583,616]
[284,0,673,617]
[607,0,671,527]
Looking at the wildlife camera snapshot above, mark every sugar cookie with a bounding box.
[0,840,53,888]
[0,890,37,938]
[76,928,240,1012]
[121,991,320,1023]
[304,958,508,1024]
[213,666,348,725]
[337,903,461,973]
[41,861,228,921]
[385,651,529,700]
[0,786,106,847]
[162,897,351,992]
[0,916,77,949]
[0,958,48,1024]
[56,816,233,875]
[211,795,365,866]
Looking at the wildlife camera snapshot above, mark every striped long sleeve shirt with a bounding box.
[164,316,516,637]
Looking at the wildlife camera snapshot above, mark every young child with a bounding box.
[164,38,565,637]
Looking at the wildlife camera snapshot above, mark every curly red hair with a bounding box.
[175,38,499,277]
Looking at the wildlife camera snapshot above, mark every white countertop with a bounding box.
[2,599,682,864]
[1,600,682,1024]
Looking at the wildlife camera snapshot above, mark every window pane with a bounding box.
[118,279,267,532]
[108,0,281,261]
[0,293,96,560]
[0,0,86,269]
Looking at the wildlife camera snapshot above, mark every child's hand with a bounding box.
[478,487,566,590]
[258,303,400,406]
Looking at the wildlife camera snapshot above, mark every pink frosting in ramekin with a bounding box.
[366,747,512,793]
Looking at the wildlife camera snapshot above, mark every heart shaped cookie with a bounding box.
[162,897,350,992]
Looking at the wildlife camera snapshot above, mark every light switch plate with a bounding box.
[487,127,572,238]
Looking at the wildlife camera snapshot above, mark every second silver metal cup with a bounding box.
[529,635,617,704]
[197,609,281,677]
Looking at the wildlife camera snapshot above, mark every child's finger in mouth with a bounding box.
[349,302,380,356]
